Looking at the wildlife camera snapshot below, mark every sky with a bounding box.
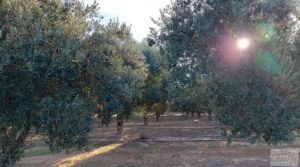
[85,0,170,41]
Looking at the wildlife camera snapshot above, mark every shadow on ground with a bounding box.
[17,113,300,167]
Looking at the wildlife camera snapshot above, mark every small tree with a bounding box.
[133,105,149,125]
[151,102,168,122]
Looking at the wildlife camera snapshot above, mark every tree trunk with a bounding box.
[155,113,160,122]
[208,111,212,121]
[197,111,201,119]
[143,115,148,125]
[186,111,190,117]
[116,113,124,135]
[191,111,195,117]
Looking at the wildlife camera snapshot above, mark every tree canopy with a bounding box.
[149,0,300,144]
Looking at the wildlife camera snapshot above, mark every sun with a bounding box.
[237,38,250,50]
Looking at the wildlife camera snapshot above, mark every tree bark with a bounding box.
[116,113,123,135]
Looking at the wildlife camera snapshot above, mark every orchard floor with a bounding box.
[17,113,300,167]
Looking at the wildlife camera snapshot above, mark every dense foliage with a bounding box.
[84,20,148,133]
[0,0,101,166]
[0,0,148,165]
[139,42,168,123]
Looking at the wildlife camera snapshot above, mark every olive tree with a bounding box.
[84,20,148,134]
[0,0,99,166]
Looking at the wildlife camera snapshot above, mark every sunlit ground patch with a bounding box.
[52,143,122,167]
[174,113,184,116]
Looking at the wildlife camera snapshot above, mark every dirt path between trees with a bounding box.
[17,113,300,167]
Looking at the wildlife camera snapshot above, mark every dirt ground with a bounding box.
[17,113,300,167]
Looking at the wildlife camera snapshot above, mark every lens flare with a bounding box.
[256,52,281,75]
[256,23,276,41]
[237,38,250,50]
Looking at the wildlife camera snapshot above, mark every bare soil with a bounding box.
[17,113,300,167]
